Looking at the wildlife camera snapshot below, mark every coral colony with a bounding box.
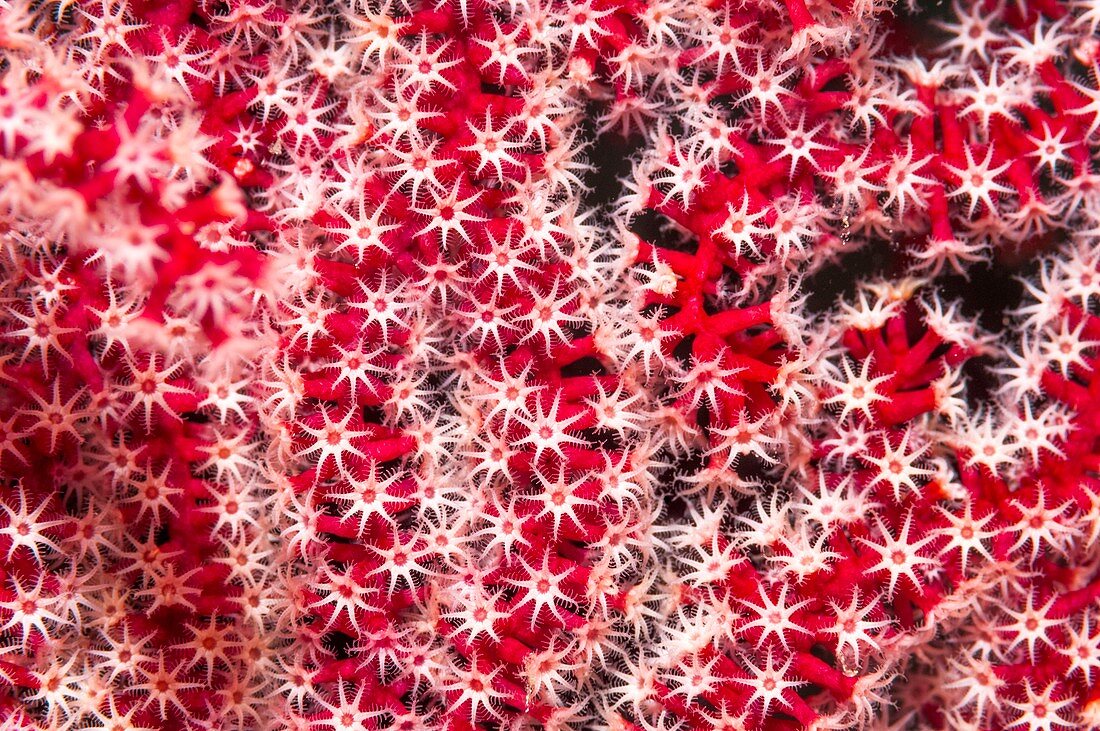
[4,0,1100,729]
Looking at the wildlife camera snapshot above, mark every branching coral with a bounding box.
[0,1,1099,730]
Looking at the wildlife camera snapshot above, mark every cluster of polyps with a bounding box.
[0,0,1099,730]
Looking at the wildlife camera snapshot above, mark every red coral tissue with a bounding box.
[0,0,1099,730]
